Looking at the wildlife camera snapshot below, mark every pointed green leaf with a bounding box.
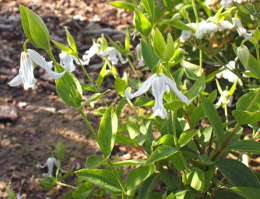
[141,0,154,24]
[81,90,111,108]
[126,165,155,194]
[213,189,245,199]
[145,145,177,165]
[227,140,260,153]
[133,96,154,107]
[26,8,50,49]
[55,139,65,161]
[52,40,73,54]
[110,1,135,11]
[126,115,140,139]
[138,174,160,199]
[76,169,122,193]
[163,33,175,60]
[97,63,107,90]
[125,28,130,52]
[39,177,57,190]
[248,54,260,79]
[216,159,260,188]
[232,110,260,125]
[236,89,260,112]
[112,159,146,166]
[134,9,152,36]
[65,28,77,52]
[200,94,224,144]
[178,129,198,147]
[86,155,106,169]
[168,20,192,30]
[153,28,166,58]
[114,78,128,95]
[115,97,126,118]
[140,39,159,69]
[232,186,260,199]
[72,182,93,199]
[186,167,205,191]
[98,106,118,157]
[56,70,82,108]
[186,73,205,100]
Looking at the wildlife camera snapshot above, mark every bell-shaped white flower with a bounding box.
[180,23,198,42]
[36,157,66,177]
[125,73,190,119]
[216,61,239,82]
[9,49,65,90]
[195,20,218,39]
[232,18,253,39]
[82,43,101,65]
[99,47,128,65]
[59,51,78,72]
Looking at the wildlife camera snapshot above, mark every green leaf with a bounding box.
[186,73,205,100]
[134,96,154,107]
[200,94,224,145]
[72,182,93,199]
[232,110,260,125]
[186,167,205,191]
[159,167,179,189]
[236,89,260,112]
[213,189,245,199]
[182,61,200,80]
[4,187,16,199]
[178,129,198,147]
[26,8,50,50]
[115,97,126,118]
[164,101,186,112]
[81,90,111,108]
[126,115,140,139]
[19,4,37,46]
[216,159,260,188]
[81,84,96,92]
[141,0,154,24]
[56,71,82,108]
[205,68,226,83]
[153,28,166,58]
[98,106,118,157]
[141,39,159,69]
[153,134,174,147]
[168,20,192,30]
[97,63,107,90]
[39,177,57,190]
[126,165,155,194]
[113,159,146,166]
[76,169,122,193]
[52,40,73,54]
[145,145,177,165]
[134,9,152,36]
[65,28,77,52]
[248,54,260,79]
[85,155,106,169]
[163,33,175,60]
[227,140,260,153]
[232,186,260,199]
[55,139,65,161]
[110,1,135,11]
[114,78,128,95]
[116,134,136,145]
[138,174,160,199]
[125,28,131,51]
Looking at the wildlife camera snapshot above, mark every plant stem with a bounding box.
[128,57,141,82]
[57,181,77,190]
[211,127,237,161]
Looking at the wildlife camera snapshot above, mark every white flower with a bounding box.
[17,194,22,199]
[241,153,249,167]
[232,18,253,39]
[216,90,234,107]
[36,157,66,177]
[220,0,234,8]
[9,49,65,90]
[59,51,82,72]
[180,23,198,42]
[195,21,218,39]
[136,44,145,66]
[217,20,234,31]
[82,43,101,65]
[216,61,239,82]
[125,73,190,119]
[99,47,128,65]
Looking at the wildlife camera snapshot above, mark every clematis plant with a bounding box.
[125,73,190,119]
[9,49,65,90]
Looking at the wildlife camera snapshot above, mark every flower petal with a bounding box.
[59,51,76,72]
[20,52,36,90]
[151,76,167,119]
[161,73,191,105]
[124,74,156,99]
[28,49,65,80]
[9,74,23,87]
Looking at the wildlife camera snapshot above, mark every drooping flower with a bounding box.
[180,23,198,42]
[99,47,128,65]
[216,61,239,82]
[59,51,80,72]
[220,0,234,8]
[82,43,101,65]
[136,43,145,66]
[36,157,66,177]
[216,20,234,31]
[195,20,218,39]
[232,18,253,39]
[9,49,65,90]
[125,73,190,119]
[216,90,234,107]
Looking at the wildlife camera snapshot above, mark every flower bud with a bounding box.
[237,45,249,69]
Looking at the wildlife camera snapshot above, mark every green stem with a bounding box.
[57,181,77,190]
[76,56,96,89]
[107,161,129,198]
[23,39,30,53]
[128,57,141,82]
[224,104,229,131]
